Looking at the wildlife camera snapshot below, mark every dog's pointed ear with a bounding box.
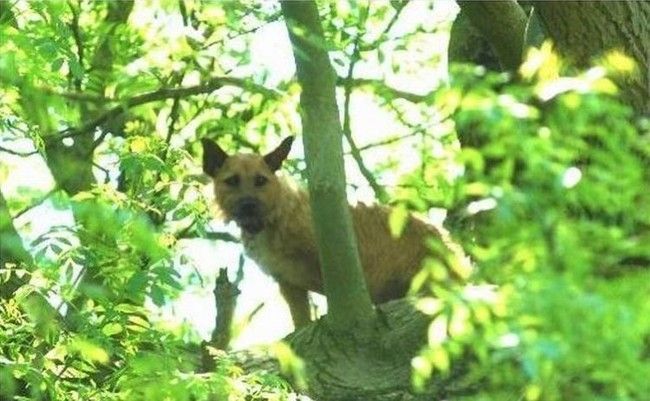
[263,136,294,171]
[201,138,229,176]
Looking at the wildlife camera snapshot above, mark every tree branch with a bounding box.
[38,87,109,103]
[0,145,38,157]
[12,188,59,220]
[201,12,282,50]
[176,227,240,243]
[351,131,422,153]
[210,266,241,348]
[456,0,527,71]
[533,1,650,115]
[337,76,427,103]
[67,0,84,90]
[55,76,279,140]
[359,0,409,52]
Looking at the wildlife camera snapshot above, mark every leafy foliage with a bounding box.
[1,1,648,401]
[408,57,650,401]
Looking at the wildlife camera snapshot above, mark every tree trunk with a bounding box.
[273,3,477,400]
[280,0,375,331]
[533,1,649,115]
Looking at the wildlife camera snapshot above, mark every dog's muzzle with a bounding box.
[233,197,265,234]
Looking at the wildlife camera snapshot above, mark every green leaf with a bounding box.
[68,57,83,79]
[125,271,148,296]
[102,322,123,336]
[388,203,409,238]
[430,346,450,373]
[50,57,64,72]
[150,285,165,306]
[68,338,109,364]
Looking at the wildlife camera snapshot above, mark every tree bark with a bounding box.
[232,298,471,401]
[533,0,650,115]
[448,7,501,71]
[280,0,376,331]
[455,0,528,71]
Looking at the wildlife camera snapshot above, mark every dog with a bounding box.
[201,136,471,327]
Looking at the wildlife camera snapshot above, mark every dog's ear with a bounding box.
[201,138,229,176]
[263,136,294,171]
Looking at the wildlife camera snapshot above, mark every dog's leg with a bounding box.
[278,280,311,328]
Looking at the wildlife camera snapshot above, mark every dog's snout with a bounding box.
[236,197,261,216]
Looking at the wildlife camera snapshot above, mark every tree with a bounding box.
[534,1,650,115]
[281,1,376,331]
[276,3,447,399]
[455,0,649,114]
[1,1,648,401]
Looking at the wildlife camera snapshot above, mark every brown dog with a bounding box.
[202,137,471,327]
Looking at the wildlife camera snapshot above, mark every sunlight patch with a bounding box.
[561,166,582,188]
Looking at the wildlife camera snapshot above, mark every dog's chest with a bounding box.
[242,231,320,290]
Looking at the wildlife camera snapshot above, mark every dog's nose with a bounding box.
[236,197,260,216]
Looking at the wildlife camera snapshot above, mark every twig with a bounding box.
[92,161,110,184]
[161,89,182,163]
[354,131,421,152]
[201,12,282,50]
[342,6,389,204]
[204,231,239,243]
[336,76,427,103]
[359,1,409,52]
[13,188,59,220]
[177,229,240,243]
[0,145,38,156]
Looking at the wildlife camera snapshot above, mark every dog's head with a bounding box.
[201,137,294,235]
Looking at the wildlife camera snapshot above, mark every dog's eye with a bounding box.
[224,175,240,187]
[254,175,268,187]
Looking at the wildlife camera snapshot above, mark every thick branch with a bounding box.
[234,298,474,401]
[281,0,376,331]
[456,0,528,71]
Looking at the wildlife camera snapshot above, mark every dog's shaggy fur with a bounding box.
[202,137,470,327]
